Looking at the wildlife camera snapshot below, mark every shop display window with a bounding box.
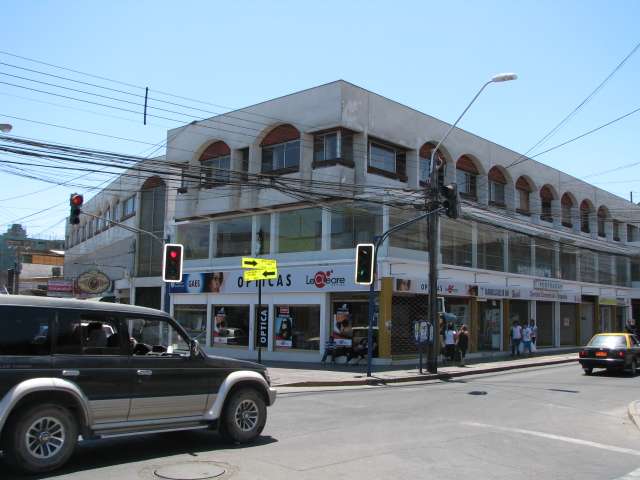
[477,223,504,272]
[441,218,472,267]
[389,209,428,251]
[508,232,532,275]
[560,303,578,346]
[215,216,252,258]
[173,304,207,340]
[278,208,322,253]
[536,301,554,347]
[478,300,501,350]
[212,306,250,347]
[176,222,210,260]
[535,238,557,278]
[560,244,577,281]
[580,249,597,283]
[274,305,320,351]
[331,204,382,249]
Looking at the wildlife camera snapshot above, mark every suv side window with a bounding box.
[0,306,51,356]
[126,316,190,356]
[55,310,124,355]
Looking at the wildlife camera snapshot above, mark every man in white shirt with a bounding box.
[522,323,533,355]
[510,321,522,356]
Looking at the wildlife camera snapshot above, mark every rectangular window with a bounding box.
[256,213,271,255]
[560,303,578,346]
[508,232,532,275]
[535,238,557,278]
[128,317,190,354]
[313,132,338,163]
[176,222,210,260]
[278,208,322,253]
[275,305,320,351]
[560,244,577,281]
[174,305,206,341]
[598,252,614,285]
[216,216,252,258]
[580,249,597,283]
[518,189,530,214]
[55,311,123,355]
[613,221,621,242]
[389,209,428,251]
[477,223,504,271]
[632,257,640,282]
[541,200,553,222]
[262,140,300,173]
[478,301,501,351]
[441,218,472,267]
[212,306,250,347]
[0,307,51,355]
[202,155,231,185]
[456,170,477,199]
[331,203,382,249]
[123,195,136,218]
[562,205,572,228]
[628,225,638,242]
[489,182,505,206]
[615,255,629,287]
[240,148,249,180]
[368,141,406,180]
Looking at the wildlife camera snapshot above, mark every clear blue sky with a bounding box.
[1,0,639,239]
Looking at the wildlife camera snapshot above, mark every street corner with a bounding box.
[628,401,640,432]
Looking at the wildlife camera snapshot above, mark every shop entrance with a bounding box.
[330,295,377,357]
[478,300,502,351]
[580,301,595,345]
[536,301,554,347]
[600,305,615,333]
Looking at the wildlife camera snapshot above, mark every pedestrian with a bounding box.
[321,336,336,365]
[444,322,457,364]
[456,324,469,366]
[522,322,533,355]
[529,319,537,348]
[510,321,522,356]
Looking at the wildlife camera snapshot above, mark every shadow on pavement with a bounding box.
[4,431,278,479]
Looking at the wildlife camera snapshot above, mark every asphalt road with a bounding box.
[8,363,640,480]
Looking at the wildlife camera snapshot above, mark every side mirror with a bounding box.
[190,339,200,358]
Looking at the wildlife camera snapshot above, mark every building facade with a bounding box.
[67,80,640,363]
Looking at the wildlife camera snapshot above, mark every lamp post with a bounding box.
[426,73,517,373]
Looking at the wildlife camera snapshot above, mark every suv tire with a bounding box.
[3,403,78,474]
[221,387,266,444]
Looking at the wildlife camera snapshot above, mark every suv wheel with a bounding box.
[3,403,78,474]
[221,387,266,443]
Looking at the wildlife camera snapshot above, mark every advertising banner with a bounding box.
[212,306,227,344]
[332,303,353,347]
[274,306,293,348]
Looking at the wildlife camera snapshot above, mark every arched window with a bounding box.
[516,176,533,214]
[261,124,300,174]
[456,155,479,200]
[561,193,574,228]
[419,143,446,186]
[199,141,231,185]
[540,185,555,222]
[597,206,608,238]
[488,167,507,207]
[580,200,592,233]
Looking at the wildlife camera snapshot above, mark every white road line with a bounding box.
[463,422,640,457]
[617,468,640,479]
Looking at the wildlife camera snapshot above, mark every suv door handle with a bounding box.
[137,369,153,376]
[62,370,80,377]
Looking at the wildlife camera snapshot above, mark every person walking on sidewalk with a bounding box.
[522,322,533,355]
[456,325,469,366]
[530,319,538,350]
[510,321,523,357]
[444,322,457,364]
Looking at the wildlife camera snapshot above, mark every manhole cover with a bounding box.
[468,390,488,395]
[154,461,226,480]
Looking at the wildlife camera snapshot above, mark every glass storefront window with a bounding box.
[598,253,614,285]
[389,208,428,251]
[275,305,320,351]
[441,218,472,267]
[173,305,206,340]
[478,300,501,351]
[212,306,249,347]
[632,257,640,282]
[176,222,210,260]
[560,303,578,346]
[278,208,322,253]
[216,216,252,258]
[615,256,629,287]
[580,249,597,283]
[331,203,382,249]
[509,232,531,275]
[256,214,271,255]
[535,238,557,278]
[536,301,554,347]
[560,244,577,281]
[477,224,504,271]
[509,300,530,326]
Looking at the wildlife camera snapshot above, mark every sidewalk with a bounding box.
[266,352,578,387]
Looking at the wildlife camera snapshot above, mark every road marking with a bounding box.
[463,422,640,457]
[616,467,640,479]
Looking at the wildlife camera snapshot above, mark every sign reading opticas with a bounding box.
[170,264,371,294]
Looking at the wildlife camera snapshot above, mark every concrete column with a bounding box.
[407,150,419,189]
[248,303,256,352]
[554,301,561,347]
[605,219,614,241]
[531,238,537,277]
[378,277,393,358]
[477,175,489,206]
[502,300,511,352]
[571,208,581,233]
[471,222,478,268]
[209,223,217,259]
[530,195,542,225]
[271,213,278,255]
[554,242,561,279]
[551,199,561,228]
[321,207,331,251]
[618,222,628,243]
[300,133,313,182]
[590,213,598,240]
[505,184,517,212]
[503,230,510,272]
[206,301,212,349]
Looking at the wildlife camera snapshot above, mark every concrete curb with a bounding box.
[628,401,640,431]
[276,357,578,387]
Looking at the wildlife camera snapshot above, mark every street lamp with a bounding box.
[426,72,517,373]
[0,124,12,133]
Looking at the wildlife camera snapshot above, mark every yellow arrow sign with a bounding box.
[243,268,278,281]
[241,257,277,270]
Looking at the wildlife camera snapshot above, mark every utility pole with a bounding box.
[425,73,517,373]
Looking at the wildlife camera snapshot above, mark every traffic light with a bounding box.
[440,183,460,219]
[355,243,375,285]
[69,193,83,225]
[162,243,184,282]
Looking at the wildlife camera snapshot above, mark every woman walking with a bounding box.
[444,322,457,364]
[456,325,469,366]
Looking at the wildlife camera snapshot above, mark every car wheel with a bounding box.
[628,358,638,376]
[2,403,78,474]
[583,367,593,375]
[221,387,267,444]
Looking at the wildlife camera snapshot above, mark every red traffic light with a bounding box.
[70,194,84,206]
[170,250,178,259]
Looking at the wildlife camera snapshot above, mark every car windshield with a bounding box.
[588,335,627,349]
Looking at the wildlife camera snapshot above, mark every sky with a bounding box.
[0,0,639,240]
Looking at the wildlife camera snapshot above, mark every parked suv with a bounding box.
[0,295,276,474]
